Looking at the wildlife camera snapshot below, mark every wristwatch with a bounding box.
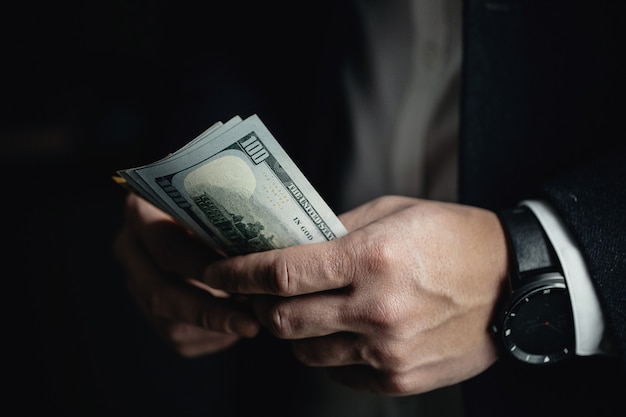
[493,205,575,365]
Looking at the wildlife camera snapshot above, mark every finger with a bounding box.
[154,319,240,357]
[125,193,223,279]
[202,236,361,296]
[288,331,410,370]
[328,364,444,396]
[288,326,418,374]
[116,227,260,338]
[288,332,365,367]
[250,291,356,339]
[326,365,414,396]
[290,335,430,395]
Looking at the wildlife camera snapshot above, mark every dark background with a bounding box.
[3,1,349,415]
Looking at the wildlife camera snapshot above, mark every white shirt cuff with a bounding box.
[520,200,607,356]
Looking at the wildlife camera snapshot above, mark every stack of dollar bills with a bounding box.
[114,114,347,256]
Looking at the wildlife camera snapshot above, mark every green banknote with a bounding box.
[115,114,347,256]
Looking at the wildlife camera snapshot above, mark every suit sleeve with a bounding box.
[541,147,626,365]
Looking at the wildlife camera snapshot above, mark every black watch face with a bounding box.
[502,285,574,365]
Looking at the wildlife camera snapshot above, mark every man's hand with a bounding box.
[114,193,260,357]
[203,196,508,394]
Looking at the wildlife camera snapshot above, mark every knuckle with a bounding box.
[266,302,296,338]
[364,343,404,371]
[360,342,418,395]
[379,371,414,396]
[354,231,395,280]
[291,343,321,366]
[268,254,294,295]
[366,297,403,330]
[369,241,395,274]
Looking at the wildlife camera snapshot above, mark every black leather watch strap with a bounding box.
[498,206,562,291]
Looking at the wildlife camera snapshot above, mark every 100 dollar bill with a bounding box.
[115,114,347,256]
